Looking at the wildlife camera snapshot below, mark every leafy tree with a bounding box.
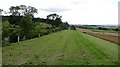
[59,22,69,30]
[19,5,37,17]
[8,15,22,26]
[2,21,11,40]
[9,27,21,43]
[20,15,34,40]
[9,6,21,26]
[9,5,37,17]
[0,9,3,15]
[9,6,20,16]
[9,5,37,25]
[46,13,62,27]
[2,21,21,44]
[54,17,62,27]
[47,13,59,20]
[70,25,76,30]
[9,5,37,41]
[34,22,53,37]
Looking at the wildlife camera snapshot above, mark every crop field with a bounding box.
[93,29,120,33]
[2,30,118,65]
[77,28,119,36]
[92,29,120,37]
[78,28,120,44]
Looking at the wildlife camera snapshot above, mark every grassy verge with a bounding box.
[2,30,118,65]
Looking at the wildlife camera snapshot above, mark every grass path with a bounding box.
[2,30,118,65]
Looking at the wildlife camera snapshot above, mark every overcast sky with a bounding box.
[0,0,119,25]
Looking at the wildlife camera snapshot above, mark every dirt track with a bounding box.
[77,28,120,45]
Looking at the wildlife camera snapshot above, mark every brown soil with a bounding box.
[77,28,120,45]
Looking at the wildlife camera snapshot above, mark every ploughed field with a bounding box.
[78,28,120,45]
[2,30,118,65]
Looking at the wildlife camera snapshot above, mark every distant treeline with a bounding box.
[2,16,60,24]
[76,25,120,31]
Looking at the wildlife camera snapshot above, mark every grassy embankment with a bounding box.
[2,30,118,65]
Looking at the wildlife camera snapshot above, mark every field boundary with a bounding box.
[83,32,120,45]
[77,29,120,45]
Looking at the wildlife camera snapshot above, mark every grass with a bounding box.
[0,22,2,66]
[0,22,2,34]
[2,30,118,65]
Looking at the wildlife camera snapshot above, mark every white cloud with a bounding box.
[0,0,119,25]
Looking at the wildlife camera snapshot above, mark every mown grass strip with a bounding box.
[2,30,118,65]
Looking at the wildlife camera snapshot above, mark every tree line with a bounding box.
[1,5,69,46]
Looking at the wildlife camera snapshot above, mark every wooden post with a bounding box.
[23,36,26,40]
[39,33,40,38]
[17,36,20,43]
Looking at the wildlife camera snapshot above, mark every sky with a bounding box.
[0,0,120,25]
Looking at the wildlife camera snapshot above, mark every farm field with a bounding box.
[92,29,120,37]
[77,28,119,36]
[78,28,120,44]
[2,30,118,65]
[93,29,120,33]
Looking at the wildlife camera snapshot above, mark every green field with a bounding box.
[2,30,118,65]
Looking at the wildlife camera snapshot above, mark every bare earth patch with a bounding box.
[77,28,120,45]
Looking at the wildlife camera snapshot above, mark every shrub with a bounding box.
[70,25,76,30]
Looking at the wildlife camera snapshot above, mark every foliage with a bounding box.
[9,5,37,17]
[8,5,37,26]
[2,5,69,44]
[8,15,22,25]
[59,22,69,30]
[0,9,3,14]
[33,22,53,37]
[2,20,62,44]
[2,21,21,44]
[2,21,11,38]
[70,25,76,30]
[19,16,34,39]
[46,13,62,27]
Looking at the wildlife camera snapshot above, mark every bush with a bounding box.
[70,25,76,30]
[2,42,10,47]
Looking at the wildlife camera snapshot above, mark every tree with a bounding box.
[9,6,20,16]
[9,6,21,26]
[34,22,53,37]
[9,5,37,25]
[9,5,37,41]
[19,5,37,17]
[70,25,76,30]
[9,5,37,21]
[47,13,59,20]
[9,5,37,17]
[20,15,34,40]
[2,21,21,43]
[59,22,69,30]
[0,9,3,15]
[54,17,62,27]
[46,13,62,27]
[9,15,22,26]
